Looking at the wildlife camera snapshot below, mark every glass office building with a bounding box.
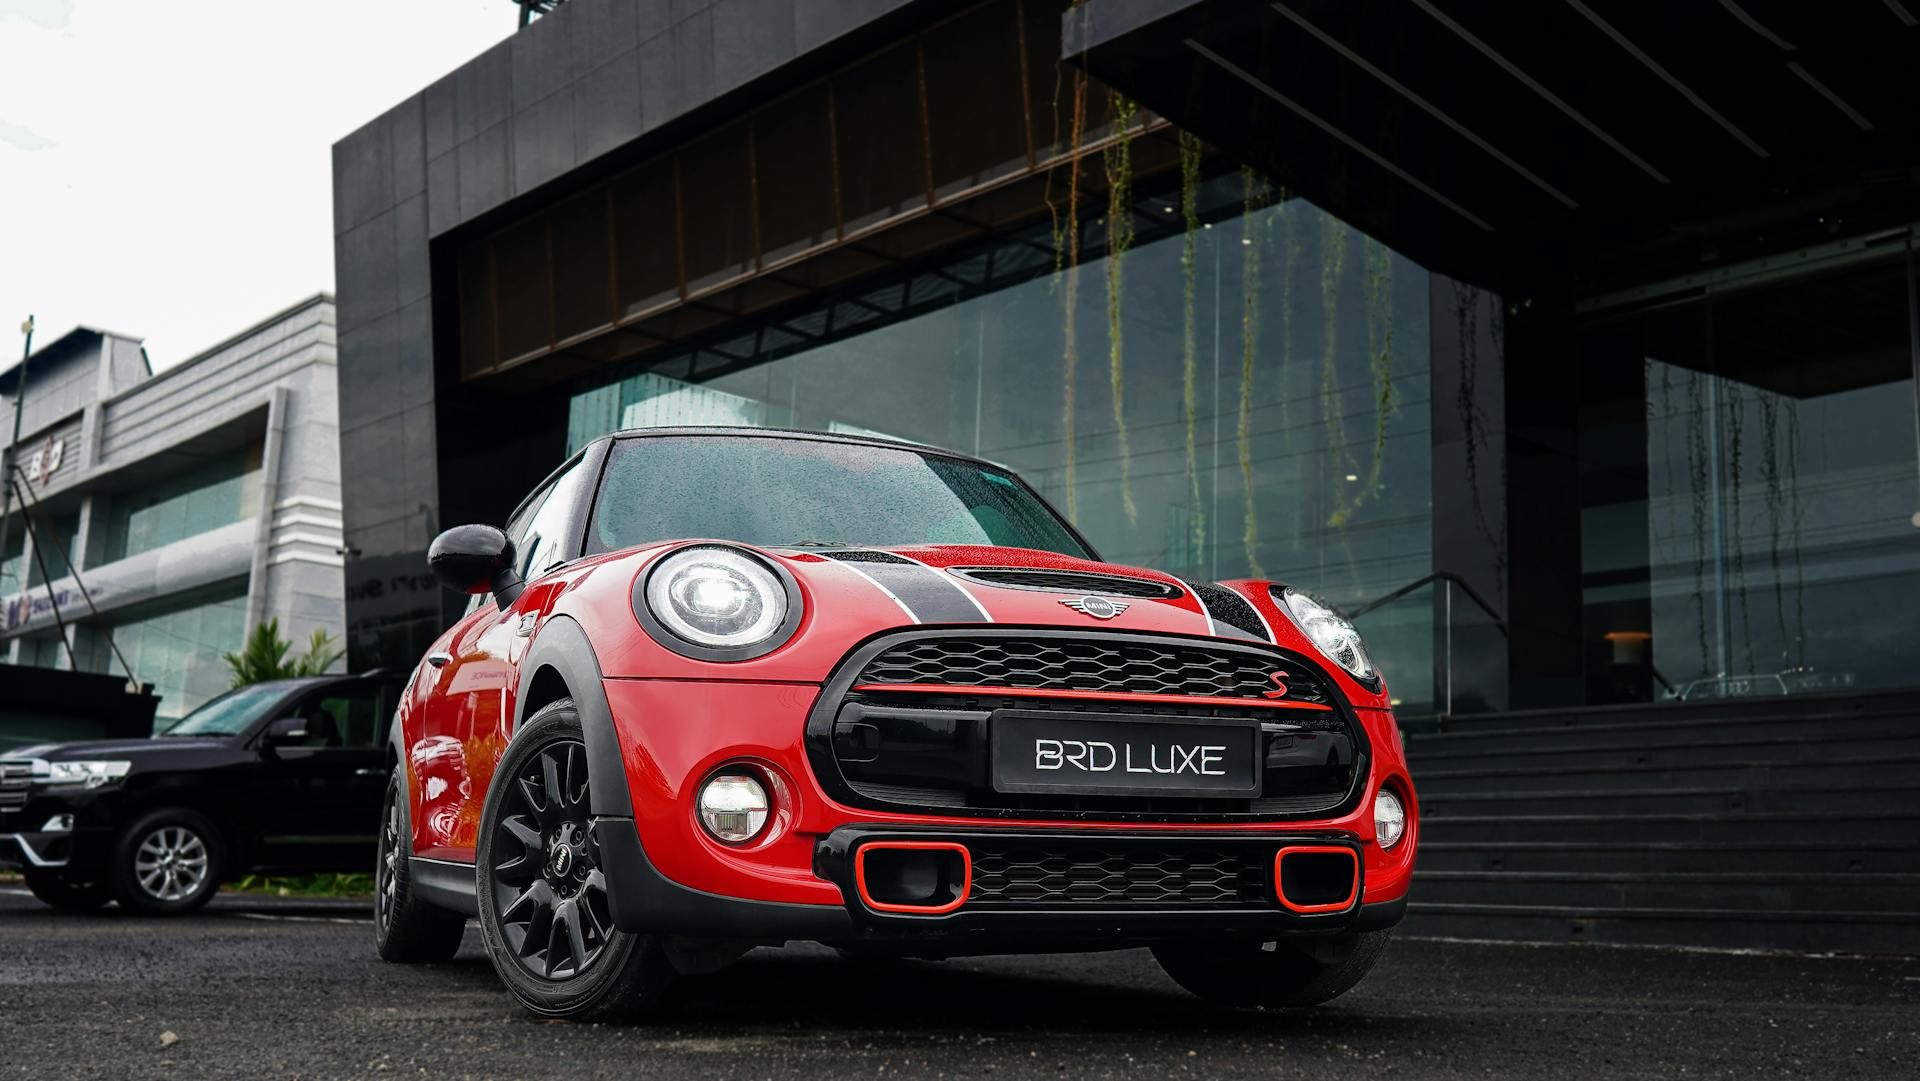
[333,0,1920,720]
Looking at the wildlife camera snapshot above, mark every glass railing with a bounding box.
[1346,572,1508,728]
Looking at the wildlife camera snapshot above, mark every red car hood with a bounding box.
[773,543,1251,641]
[555,540,1386,709]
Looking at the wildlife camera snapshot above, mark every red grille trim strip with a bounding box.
[850,683,1336,712]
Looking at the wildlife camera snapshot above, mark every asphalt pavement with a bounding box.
[0,887,1914,1080]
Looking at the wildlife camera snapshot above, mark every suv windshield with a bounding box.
[162,682,295,737]
[588,435,1092,558]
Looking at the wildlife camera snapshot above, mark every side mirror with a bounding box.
[429,524,523,607]
[261,716,308,746]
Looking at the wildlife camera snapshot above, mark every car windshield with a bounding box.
[588,434,1092,558]
[161,682,294,737]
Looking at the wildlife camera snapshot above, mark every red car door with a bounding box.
[411,601,517,861]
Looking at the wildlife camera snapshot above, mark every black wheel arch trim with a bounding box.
[591,815,855,940]
[514,614,635,820]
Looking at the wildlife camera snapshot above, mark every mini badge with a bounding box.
[1060,595,1129,620]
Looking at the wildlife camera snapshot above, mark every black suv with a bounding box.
[0,672,404,914]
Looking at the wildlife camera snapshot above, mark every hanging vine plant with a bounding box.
[1327,237,1398,529]
[1043,42,1091,523]
[1103,93,1141,524]
[1318,216,1354,528]
[1237,167,1269,579]
[1177,130,1204,565]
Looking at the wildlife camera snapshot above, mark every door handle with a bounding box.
[426,651,453,668]
[355,767,384,777]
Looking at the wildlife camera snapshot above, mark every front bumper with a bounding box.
[595,815,1409,948]
[599,674,1416,946]
[0,791,115,875]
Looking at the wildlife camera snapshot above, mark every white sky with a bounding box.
[0,0,516,371]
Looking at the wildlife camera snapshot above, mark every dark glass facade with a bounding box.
[333,0,1920,719]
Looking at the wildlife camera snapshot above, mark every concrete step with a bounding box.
[1411,869,1920,914]
[1420,690,1920,736]
[1418,810,1920,846]
[1408,731,1920,773]
[1411,754,1920,795]
[1406,712,1909,754]
[1417,783,1920,818]
[1400,901,1920,954]
[1417,840,1920,875]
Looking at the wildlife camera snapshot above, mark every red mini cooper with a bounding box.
[375,427,1415,1020]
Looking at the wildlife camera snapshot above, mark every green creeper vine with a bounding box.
[1043,50,1091,522]
[1318,216,1353,528]
[1328,236,1397,528]
[1103,93,1140,524]
[1178,131,1204,560]
[1237,168,1269,579]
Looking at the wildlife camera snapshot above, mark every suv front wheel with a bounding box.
[109,808,224,915]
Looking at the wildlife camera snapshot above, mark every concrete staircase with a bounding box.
[1399,691,1920,954]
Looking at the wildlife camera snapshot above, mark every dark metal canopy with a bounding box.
[1067,0,1920,294]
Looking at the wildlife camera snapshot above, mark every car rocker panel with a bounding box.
[390,429,1415,1017]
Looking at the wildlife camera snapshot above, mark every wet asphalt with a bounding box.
[0,887,1914,1080]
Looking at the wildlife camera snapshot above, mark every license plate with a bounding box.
[990,710,1261,798]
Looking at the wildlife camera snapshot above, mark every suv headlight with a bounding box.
[39,760,132,789]
[637,545,801,660]
[1277,587,1377,684]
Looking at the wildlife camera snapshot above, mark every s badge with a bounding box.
[1061,596,1129,620]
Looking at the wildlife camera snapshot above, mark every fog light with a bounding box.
[697,773,769,844]
[1374,788,1406,849]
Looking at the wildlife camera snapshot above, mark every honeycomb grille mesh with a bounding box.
[968,843,1263,907]
[859,637,1328,704]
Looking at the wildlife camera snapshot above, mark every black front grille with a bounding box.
[859,636,1330,705]
[969,840,1267,908]
[811,631,1367,823]
[0,760,32,812]
[952,568,1182,599]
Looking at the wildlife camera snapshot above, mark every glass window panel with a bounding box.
[1578,256,1920,704]
[562,169,1436,708]
[457,242,496,376]
[106,585,249,722]
[101,456,259,564]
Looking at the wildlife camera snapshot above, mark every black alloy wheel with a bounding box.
[372,768,466,963]
[474,700,676,1021]
[489,738,616,980]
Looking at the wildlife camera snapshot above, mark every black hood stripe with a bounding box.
[823,550,990,624]
[1188,582,1275,643]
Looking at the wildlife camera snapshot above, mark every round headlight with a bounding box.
[645,546,789,650]
[697,773,769,844]
[1374,788,1407,850]
[1279,587,1376,682]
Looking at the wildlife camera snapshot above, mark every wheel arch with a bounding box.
[513,614,634,819]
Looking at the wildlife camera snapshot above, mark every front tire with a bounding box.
[24,871,111,912]
[109,808,223,915]
[1152,930,1393,1008]
[374,767,468,962]
[474,699,675,1021]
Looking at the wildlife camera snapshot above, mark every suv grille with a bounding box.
[858,636,1329,705]
[0,760,32,813]
[951,568,1182,599]
[969,841,1266,907]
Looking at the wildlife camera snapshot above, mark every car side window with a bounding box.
[285,685,384,749]
[514,459,593,582]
